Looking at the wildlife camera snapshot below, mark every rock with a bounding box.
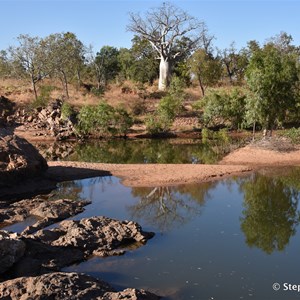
[0,231,26,274]
[0,272,160,300]
[32,216,154,257]
[0,198,91,234]
[0,134,48,187]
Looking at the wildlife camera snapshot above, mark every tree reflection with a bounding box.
[129,182,217,232]
[240,172,300,254]
[63,138,242,164]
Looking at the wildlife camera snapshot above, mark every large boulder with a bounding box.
[0,231,26,274]
[0,134,47,187]
[0,272,160,300]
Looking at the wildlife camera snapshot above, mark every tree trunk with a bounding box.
[31,75,38,100]
[158,58,170,91]
[198,77,205,97]
[61,70,69,99]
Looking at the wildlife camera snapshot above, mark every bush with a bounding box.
[77,102,132,137]
[61,102,75,120]
[145,77,185,135]
[31,85,56,108]
[196,88,247,129]
[278,127,300,144]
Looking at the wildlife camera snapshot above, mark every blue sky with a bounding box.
[1,0,299,52]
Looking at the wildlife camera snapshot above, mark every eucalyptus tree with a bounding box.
[9,34,48,100]
[43,32,85,98]
[94,46,120,88]
[0,50,12,78]
[189,49,222,96]
[127,2,206,91]
[245,41,299,134]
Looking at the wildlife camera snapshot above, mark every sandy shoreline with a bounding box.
[47,161,252,187]
[46,143,300,187]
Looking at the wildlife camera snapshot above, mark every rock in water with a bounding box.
[0,272,160,299]
[0,231,26,274]
[0,134,47,187]
[32,216,155,257]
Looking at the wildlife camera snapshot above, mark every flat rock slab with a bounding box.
[31,216,154,257]
[0,198,91,234]
[0,272,160,300]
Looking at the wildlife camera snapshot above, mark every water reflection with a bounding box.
[129,182,217,232]
[240,170,300,254]
[61,138,245,164]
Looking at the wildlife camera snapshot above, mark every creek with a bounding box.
[31,167,300,300]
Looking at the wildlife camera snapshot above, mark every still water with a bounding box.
[36,137,247,164]
[47,167,300,300]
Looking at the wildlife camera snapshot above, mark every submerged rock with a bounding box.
[0,231,25,274]
[0,134,47,187]
[32,216,154,257]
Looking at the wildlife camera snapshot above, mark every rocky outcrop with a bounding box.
[0,197,91,234]
[1,217,154,279]
[0,272,160,300]
[14,99,76,140]
[31,216,154,257]
[0,134,48,187]
[0,231,25,274]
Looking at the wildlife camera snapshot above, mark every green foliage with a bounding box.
[31,85,56,108]
[197,88,247,129]
[145,77,185,134]
[189,49,222,96]
[77,102,132,137]
[61,102,75,120]
[278,127,300,144]
[95,46,120,87]
[245,43,299,130]
[110,107,133,136]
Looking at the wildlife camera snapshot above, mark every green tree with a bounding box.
[0,50,11,78]
[198,87,247,129]
[189,48,222,96]
[9,34,48,100]
[94,46,120,89]
[43,32,85,98]
[245,41,299,134]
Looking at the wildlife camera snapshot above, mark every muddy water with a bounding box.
[53,167,300,300]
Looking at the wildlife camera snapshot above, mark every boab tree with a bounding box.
[127,2,206,91]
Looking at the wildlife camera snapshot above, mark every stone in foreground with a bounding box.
[0,231,25,274]
[0,272,160,300]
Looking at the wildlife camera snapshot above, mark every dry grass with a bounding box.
[0,78,203,114]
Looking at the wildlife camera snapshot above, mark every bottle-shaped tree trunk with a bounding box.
[158,58,170,91]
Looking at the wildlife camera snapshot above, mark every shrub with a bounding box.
[61,102,75,120]
[278,127,300,144]
[31,85,56,108]
[77,102,132,137]
[145,77,185,135]
[197,87,247,129]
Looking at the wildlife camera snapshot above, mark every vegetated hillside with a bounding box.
[0,78,202,117]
